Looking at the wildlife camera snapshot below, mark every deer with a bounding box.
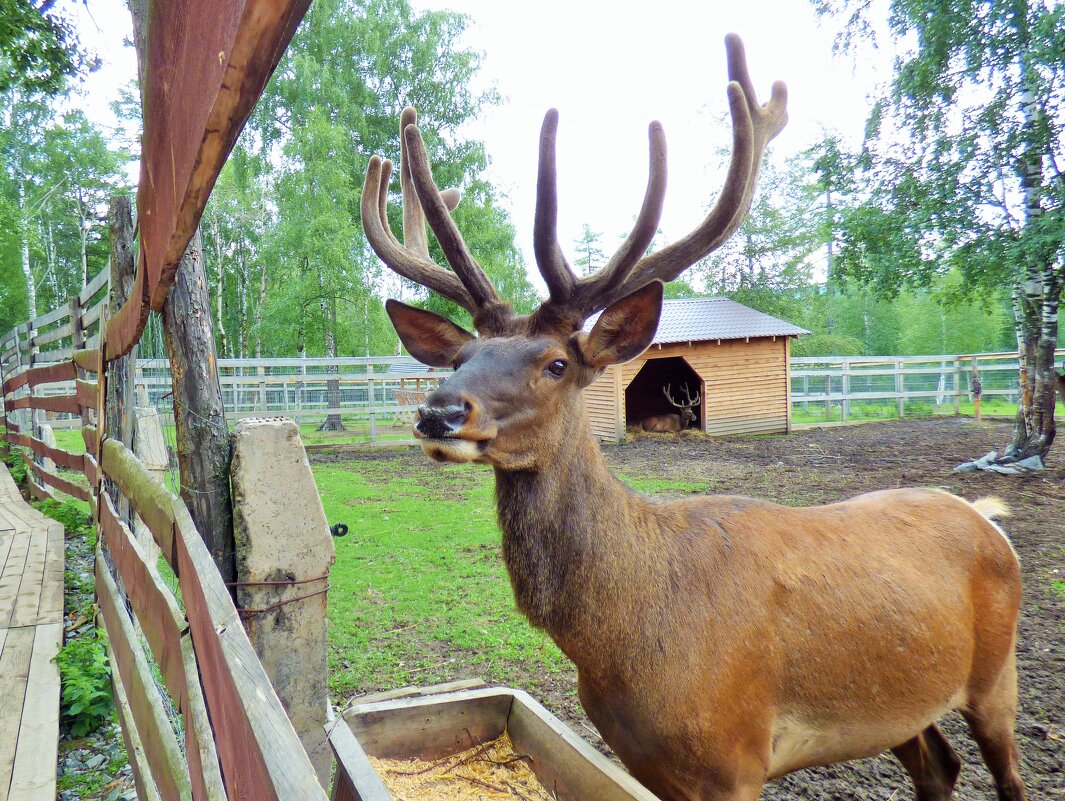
[360,35,1026,801]
[641,383,701,433]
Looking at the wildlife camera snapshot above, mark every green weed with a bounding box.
[53,630,113,737]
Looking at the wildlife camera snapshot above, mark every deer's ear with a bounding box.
[579,281,663,369]
[386,299,474,367]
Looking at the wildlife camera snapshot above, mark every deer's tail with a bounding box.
[972,496,1010,521]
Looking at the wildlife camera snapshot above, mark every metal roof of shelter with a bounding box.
[586,297,809,344]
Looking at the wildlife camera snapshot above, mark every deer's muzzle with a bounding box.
[415,402,470,439]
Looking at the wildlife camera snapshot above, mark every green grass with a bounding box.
[315,459,568,698]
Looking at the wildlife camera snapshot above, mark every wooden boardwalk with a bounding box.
[0,463,63,801]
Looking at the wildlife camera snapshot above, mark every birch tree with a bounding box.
[814,0,1065,461]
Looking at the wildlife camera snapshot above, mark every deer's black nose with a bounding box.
[416,402,470,438]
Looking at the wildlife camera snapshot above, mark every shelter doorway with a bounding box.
[624,356,704,432]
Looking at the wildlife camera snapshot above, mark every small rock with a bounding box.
[85,753,106,770]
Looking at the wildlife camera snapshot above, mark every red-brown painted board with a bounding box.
[175,528,279,801]
[26,437,85,472]
[103,259,150,363]
[3,359,77,393]
[136,0,312,323]
[29,462,90,501]
[9,394,80,414]
[98,494,189,713]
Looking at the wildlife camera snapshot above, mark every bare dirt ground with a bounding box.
[330,418,1065,799]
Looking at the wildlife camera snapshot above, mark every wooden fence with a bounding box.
[790,351,1065,424]
[0,1,349,799]
[1,284,331,800]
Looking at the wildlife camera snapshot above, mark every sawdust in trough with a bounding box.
[368,731,555,801]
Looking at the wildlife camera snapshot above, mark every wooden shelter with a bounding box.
[584,298,807,443]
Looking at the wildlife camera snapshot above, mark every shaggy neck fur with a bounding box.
[493,406,663,661]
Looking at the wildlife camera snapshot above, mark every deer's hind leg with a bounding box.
[962,651,1026,801]
[891,724,961,801]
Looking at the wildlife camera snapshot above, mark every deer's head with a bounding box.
[363,35,786,470]
[664,383,701,427]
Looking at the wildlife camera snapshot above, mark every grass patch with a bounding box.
[315,458,568,698]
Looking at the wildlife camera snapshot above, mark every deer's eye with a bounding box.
[545,359,567,378]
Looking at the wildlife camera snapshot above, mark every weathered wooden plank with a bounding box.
[26,435,84,473]
[0,535,29,628]
[172,498,328,801]
[95,551,193,801]
[82,425,98,456]
[38,527,64,623]
[179,633,227,801]
[98,493,186,710]
[342,688,511,762]
[2,360,76,394]
[9,531,48,628]
[8,394,80,415]
[28,462,90,503]
[80,299,106,328]
[79,268,110,305]
[32,346,73,364]
[30,304,70,331]
[76,379,98,408]
[100,439,176,566]
[109,633,165,801]
[30,322,73,348]
[506,689,660,801]
[327,716,392,801]
[8,622,62,800]
[0,627,33,798]
[73,349,100,373]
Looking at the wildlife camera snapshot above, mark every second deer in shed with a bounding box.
[641,383,700,432]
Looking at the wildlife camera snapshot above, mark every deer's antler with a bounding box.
[362,35,786,335]
[361,108,514,332]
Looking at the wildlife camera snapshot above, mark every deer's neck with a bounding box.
[494,416,653,654]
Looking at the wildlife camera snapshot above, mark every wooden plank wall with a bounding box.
[620,338,790,437]
[582,366,622,444]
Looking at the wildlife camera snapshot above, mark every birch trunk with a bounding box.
[18,182,37,324]
[1004,49,1059,461]
[317,294,345,431]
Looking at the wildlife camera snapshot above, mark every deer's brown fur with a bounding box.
[363,35,1026,801]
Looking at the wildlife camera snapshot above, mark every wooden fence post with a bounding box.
[953,358,961,416]
[230,417,336,788]
[258,364,267,413]
[824,372,831,421]
[895,360,905,418]
[162,229,236,584]
[106,196,138,522]
[841,358,850,423]
[971,355,982,421]
[367,364,376,444]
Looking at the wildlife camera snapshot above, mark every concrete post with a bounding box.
[230,417,336,789]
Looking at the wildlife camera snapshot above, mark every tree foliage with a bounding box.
[813,0,1065,458]
[0,0,97,96]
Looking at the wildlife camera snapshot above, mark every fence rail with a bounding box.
[789,351,1065,425]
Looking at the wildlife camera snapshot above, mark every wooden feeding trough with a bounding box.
[328,685,659,801]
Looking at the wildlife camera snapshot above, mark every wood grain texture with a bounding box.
[0,626,33,799]
[95,549,193,801]
[8,622,62,800]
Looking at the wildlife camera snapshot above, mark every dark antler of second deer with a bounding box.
[361,32,787,334]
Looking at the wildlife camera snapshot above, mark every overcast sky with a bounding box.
[70,0,891,285]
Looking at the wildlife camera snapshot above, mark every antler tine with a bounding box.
[398,107,429,258]
[361,154,475,312]
[604,33,787,308]
[402,122,506,315]
[663,384,679,407]
[534,109,578,302]
[682,383,700,406]
[572,121,668,316]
